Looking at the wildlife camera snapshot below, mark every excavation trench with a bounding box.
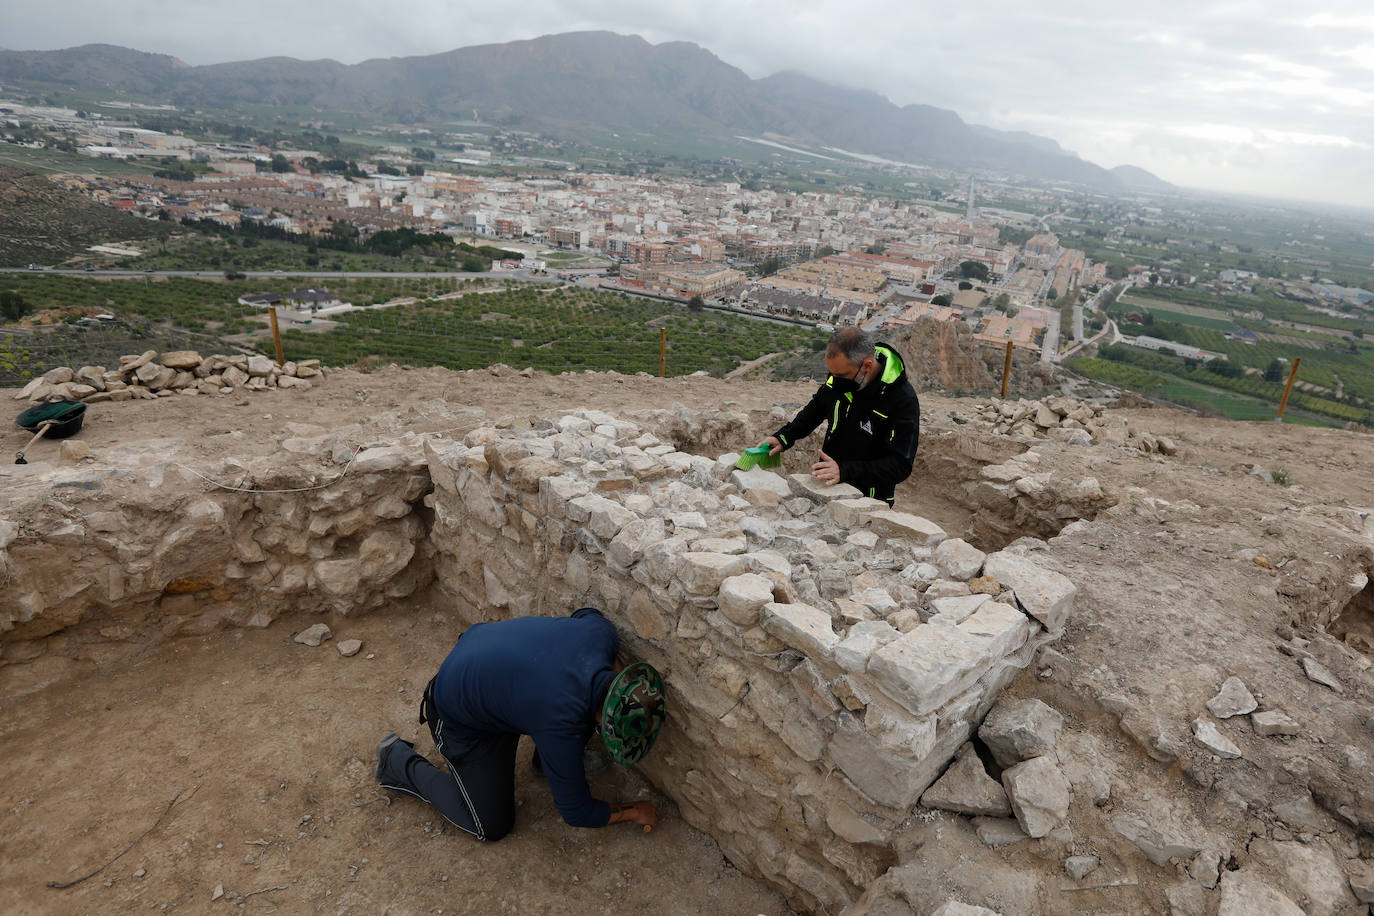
[0,409,1091,913]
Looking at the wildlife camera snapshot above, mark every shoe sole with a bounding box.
[374,732,401,783]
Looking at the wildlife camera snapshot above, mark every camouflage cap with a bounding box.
[599,662,666,766]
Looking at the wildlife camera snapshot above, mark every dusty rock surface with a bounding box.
[3,364,1374,915]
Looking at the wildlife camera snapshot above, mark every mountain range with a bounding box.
[0,32,1167,190]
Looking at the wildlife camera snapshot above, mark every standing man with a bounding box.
[763,327,920,506]
[373,607,665,840]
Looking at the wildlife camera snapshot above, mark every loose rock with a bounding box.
[293,623,332,647]
[1206,677,1258,718]
[920,742,1012,817]
[1001,756,1071,838]
[337,639,363,657]
[978,697,1064,768]
[1251,709,1300,737]
[1300,657,1343,693]
[1191,717,1242,758]
[1063,855,1099,881]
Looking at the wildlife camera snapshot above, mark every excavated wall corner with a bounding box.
[0,410,1085,913]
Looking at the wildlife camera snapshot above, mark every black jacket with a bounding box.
[772,342,920,505]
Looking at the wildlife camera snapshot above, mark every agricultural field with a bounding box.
[0,275,827,382]
[1066,356,1332,426]
[280,286,827,377]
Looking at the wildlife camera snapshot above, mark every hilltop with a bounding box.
[0,33,1166,189]
[0,363,1370,914]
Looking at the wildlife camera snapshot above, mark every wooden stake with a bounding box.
[1000,341,1014,398]
[1276,356,1301,421]
[659,328,667,378]
[268,306,285,367]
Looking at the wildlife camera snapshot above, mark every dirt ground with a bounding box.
[2,365,1373,915]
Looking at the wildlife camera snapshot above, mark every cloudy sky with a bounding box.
[7,1,1374,208]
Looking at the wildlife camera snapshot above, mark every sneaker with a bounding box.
[373,732,414,784]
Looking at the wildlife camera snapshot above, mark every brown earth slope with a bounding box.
[1,366,1371,914]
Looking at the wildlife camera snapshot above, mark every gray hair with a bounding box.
[826,327,874,367]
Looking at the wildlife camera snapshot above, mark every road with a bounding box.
[3,267,564,282]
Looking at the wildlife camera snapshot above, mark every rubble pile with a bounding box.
[11,349,325,403]
[951,395,1179,455]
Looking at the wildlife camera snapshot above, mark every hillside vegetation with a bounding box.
[0,165,168,267]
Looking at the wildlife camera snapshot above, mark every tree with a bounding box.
[817,245,836,257]
[270,153,292,173]
[994,293,1012,311]
[931,293,952,306]
[1263,359,1285,383]
[687,295,705,312]
[958,260,990,282]
[0,290,30,322]
[1046,288,1059,301]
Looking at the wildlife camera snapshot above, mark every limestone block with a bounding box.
[933,538,987,580]
[920,742,1012,817]
[583,496,637,541]
[1248,837,1357,916]
[761,601,838,657]
[981,552,1076,631]
[925,579,972,599]
[979,697,1064,768]
[1251,709,1300,737]
[247,355,274,377]
[1112,815,1201,866]
[293,623,331,646]
[624,451,667,480]
[1192,717,1242,758]
[314,558,361,597]
[867,511,947,546]
[787,474,862,503]
[538,475,591,520]
[834,620,901,673]
[1001,756,1070,837]
[853,587,898,616]
[678,551,749,595]
[608,517,667,568]
[824,802,887,845]
[828,713,927,809]
[75,366,106,390]
[692,535,747,555]
[869,625,998,716]
[353,445,422,474]
[1216,871,1304,916]
[670,511,707,530]
[221,366,249,387]
[928,594,992,625]
[718,573,775,627]
[729,466,790,497]
[160,350,201,369]
[972,817,1028,847]
[828,497,890,528]
[121,349,158,372]
[790,658,840,717]
[642,536,691,584]
[43,366,75,384]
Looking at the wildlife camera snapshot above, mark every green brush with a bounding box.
[735,444,781,470]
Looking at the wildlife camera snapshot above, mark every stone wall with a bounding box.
[0,409,1079,913]
[421,409,1075,912]
[0,434,433,653]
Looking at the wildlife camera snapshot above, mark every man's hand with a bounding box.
[762,435,783,456]
[811,449,841,486]
[609,801,660,832]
